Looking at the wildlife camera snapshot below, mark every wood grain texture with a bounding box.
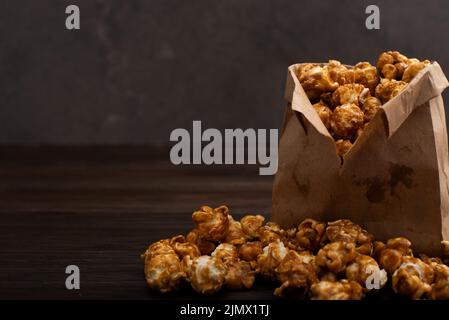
[0,146,274,299]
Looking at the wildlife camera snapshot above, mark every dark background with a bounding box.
[0,0,448,145]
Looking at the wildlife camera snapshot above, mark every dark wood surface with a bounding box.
[0,146,275,299]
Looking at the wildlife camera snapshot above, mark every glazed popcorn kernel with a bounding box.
[431,263,449,300]
[295,218,326,251]
[211,243,239,263]
[240,214,265,239]
[225,259,256,290]
[297,63,339,100]
[325,219,374,255]
[362,96,382,122]
[332,83,366,106]
[188,255,227,295]
[225,215,248,245]
[192,205,229,242]
[312,101,332,130]
[392,257,434,300]
[239,241,263,262]
[375,78,407,103]
[316,241,357,274]
[141,246,184,293]
[345,254,387,289]
[259,222,284,247]
[330,103,364,139]
[402,60,430,82]
[353,62,380,94]
[274,250,318,298]
[335,139,353,157]
[257,239,289,279]
[169,235,201,258]
[310,279,364,300]
[186,229,216,255]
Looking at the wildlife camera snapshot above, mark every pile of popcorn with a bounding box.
[295,51,430,157]
[141,205,449,300]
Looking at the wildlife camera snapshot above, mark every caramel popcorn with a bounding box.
[392,257,434,299]
[143,204,449,300]
[188,255,227,295]
[346,255,387,289]
[257,239,289,279]
[310,280,364,300]
[141,241,184,293]
[296,63,339,100]
[295,218,326,251]
[402,60,430,82]
[353,62,380,94]
[375,78,407,103]
[316,241,357,274]
[225,215,248,245]
[274,250,318,298]
[259,222,284,247]
[330,103,364,139]
[332,84,365,106]
[431,263,449,300]
[240,214,265,239]
[224,259,256,290]
[239,241,263,262]
[313,101,332,129]
[325,219,374,255]
[335,139,353,157]
[362,96,381,122]
[186,229,216,255]
[192,205,229,242]
[170,235,201,258]
[211,243,239,263]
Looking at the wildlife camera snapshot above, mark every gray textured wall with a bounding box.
[0,0,448,144]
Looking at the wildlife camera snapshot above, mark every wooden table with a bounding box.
[0,146,275,299]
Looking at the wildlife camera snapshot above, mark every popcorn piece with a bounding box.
[381,64,398,80]
[431,263,449,300]
[332,84,365,106]
[330,103,364,139]
[259,222,284,247]
[296,63,339,100]
[335,139,353,157]
[362,96,382,122]
[188,256,227,295]
[310,280,364,300]
[325,219,374,255]
[402,60,430,83]
[212,243,239,263]
[257,239,289,279]
[392,257,434,299]
[186,229,216,255]
[225,215,248,245]
[274,250,318,298]
[295,218,326,251]
[225,259,256,290]
[346,254,387,289]
[375,78,407,103]
[354,62,380,94]
[141,242,184,293]
[240,214,265,239]
[316,241,357,274]
[170,235,201,258]
[313,101,332,129]
[239,241,263,262]
[376,237,413,275]
[377,51,408,72]
[192,205,229,242]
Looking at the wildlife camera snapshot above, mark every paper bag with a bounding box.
[272,62,449,255]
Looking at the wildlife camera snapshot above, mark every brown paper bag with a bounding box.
[272,62,449,255]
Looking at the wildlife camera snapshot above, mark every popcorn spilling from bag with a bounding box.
[295,51,430,157]
[141,205,449,300]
